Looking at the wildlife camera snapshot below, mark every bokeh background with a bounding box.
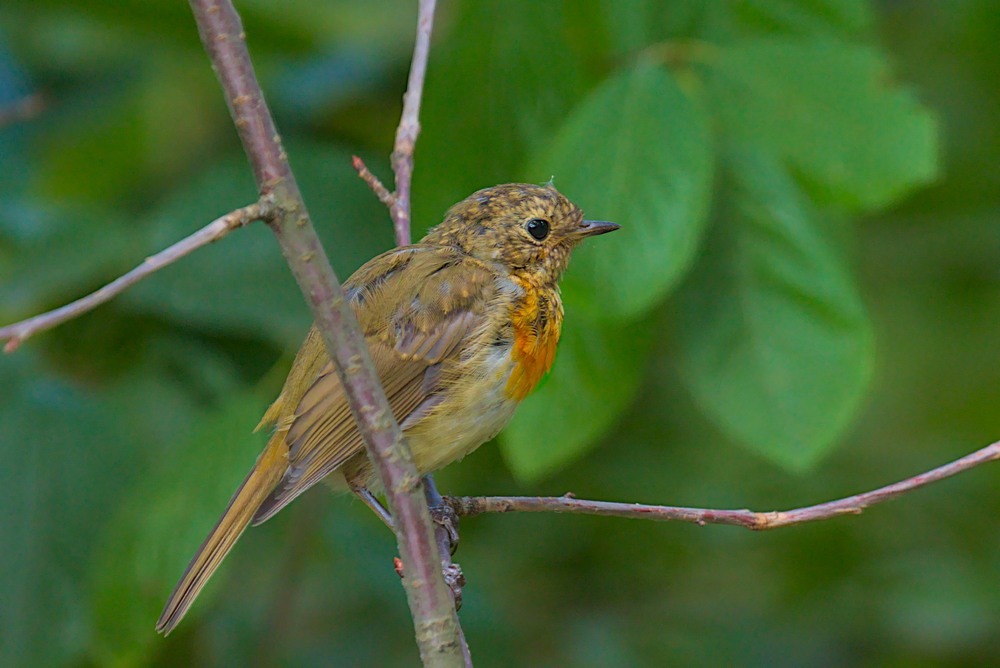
[2,1,999,666]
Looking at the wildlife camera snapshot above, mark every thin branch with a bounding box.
[352,155,397,211]
[350,0,434,246]
[0,202,268,352]
[187,1,463,666]
[448,440,1000,530]
[389,0,436,245]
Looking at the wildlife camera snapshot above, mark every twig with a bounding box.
[0,202,268,352]
[448,440,1000,529]
[186,2,463,666]
[351,0,434,246]
[352,155,397,211]
[386,0,436,244]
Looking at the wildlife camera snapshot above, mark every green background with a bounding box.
[2,1,999,665]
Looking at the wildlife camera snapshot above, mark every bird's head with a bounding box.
[423,183,618,285]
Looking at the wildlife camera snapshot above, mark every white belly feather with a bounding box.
[406,344,519,474]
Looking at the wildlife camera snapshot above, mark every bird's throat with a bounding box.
[505,280,563,401]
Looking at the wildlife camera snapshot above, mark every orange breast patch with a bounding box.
[505,282,563,401]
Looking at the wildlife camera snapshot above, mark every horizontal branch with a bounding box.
[0,201,270,352]
[448,439,1000,530]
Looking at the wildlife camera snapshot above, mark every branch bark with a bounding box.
[389,0,436,245]
[424,477,473,667]
[0,202,268,352]
[352,155,397,211]
[186,1,463,665]
[448,440,1000,529]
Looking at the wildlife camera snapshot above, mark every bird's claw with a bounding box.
[430,502,460,554]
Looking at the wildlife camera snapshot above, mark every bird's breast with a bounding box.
[402,279,563,474]
[505,279,563,401]
[405,341,520,473]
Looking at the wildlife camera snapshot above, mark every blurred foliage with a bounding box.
[1,0,999,666]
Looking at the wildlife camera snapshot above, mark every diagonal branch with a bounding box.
[448,440,1000,529]
[352,155,397,211]
[0,201,269,352]
[186,1,463,666]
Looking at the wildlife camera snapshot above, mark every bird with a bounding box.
[156,182,619,634]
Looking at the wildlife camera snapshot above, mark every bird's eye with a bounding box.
[525,218,550,241]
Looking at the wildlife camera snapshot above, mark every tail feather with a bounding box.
[156,435,286,635]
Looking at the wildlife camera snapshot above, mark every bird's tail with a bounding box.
[156,434,286,635]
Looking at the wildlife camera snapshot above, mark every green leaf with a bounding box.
[124,144,393,347]
[499,314,652,481]
[675,148,874,470]
[587,0,721,55]
[88,390,270,665]
[413,0,589,237]
[703,39,937,211]
[729,0,873,38]
[0,354,131,667]
[529,63,713,321]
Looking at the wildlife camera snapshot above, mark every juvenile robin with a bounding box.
[156,182,618,634]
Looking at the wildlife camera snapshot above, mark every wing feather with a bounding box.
[251,249,496,524]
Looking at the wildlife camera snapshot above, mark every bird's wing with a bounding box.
[251,248,497,524]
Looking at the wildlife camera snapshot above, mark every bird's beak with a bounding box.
[576,220,620,237]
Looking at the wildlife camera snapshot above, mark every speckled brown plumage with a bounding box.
[157,183,618,634]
